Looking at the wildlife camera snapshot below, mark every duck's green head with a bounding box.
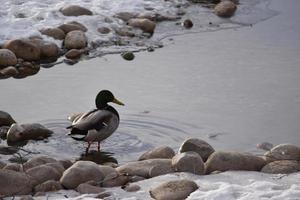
[95,90,125,109]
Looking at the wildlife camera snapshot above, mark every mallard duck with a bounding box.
[67,90,124,154]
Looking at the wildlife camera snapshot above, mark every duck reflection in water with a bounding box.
[78,150,118,165]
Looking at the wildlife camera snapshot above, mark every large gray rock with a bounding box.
[0,49,17,68]
[172,151,205,175]
[39,28,66,40]
[116,159,173,178]
[34,180,62,192]
[261,160,300,174]
[7,123,53,143]
[214,1,237,18]
[179,138,215,162]
[60,5,93,16]
[76,183,105,194]
[0,169,33,196]
[205,151,267,174]
[60,161,105,189]
[26,164,62,186]
[4,39,41,61]
[149,179,198,200]
[23,156,57,171]
[264,144,300,162]
[0,110,16,127]
[138,146,175,161]
[64,30,87,50]
[127,18,156,34]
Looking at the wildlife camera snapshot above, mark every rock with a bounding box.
[44,162,66,175]
[183,19,193,28]
[64,30,87,50]
[179,138,215,162]
[60,5,93,16]
[149,164,174,178]
[7,123,53,144]
[98,27,111,34]
[102,162,118,168]
[127,18,156,34]
[0,110,16,127]
[264,144,300,162]
[129,175,146,182]
[121,51,135,61]
[116,159,173,178]
[172,151,205,175]
[139,146,175,161]
[0,126,10,139]
[58,159,73,169]
[0,66,19,79]
[39,28,66,40]
[115,27,135,37]
[0,161,6,169]
[214,1,237,18]
[76,183,105,194]
[26,164,62,186]
[149,179,198,200]
[102,174,129,187]
[0,169,33,196]
[261,160,300,174]
[98,165,118,177]
[19,195,34,200]
[3,163,22,172]
[205,151,267,174]
[65,49,84,59]
[222,0,239,4]
[30,39,60,59]
[23,156,57,171]
[0,49,17,68]
[4,39,41,61]
[14,62,40,78]
[123,184,141,192]
[115,12,138,22]
[95,191,112,199]
[257,142,274,151]
[67,21,88,32]
[34,180,62,192]
[58,23,87,34]
[60,161,105,189]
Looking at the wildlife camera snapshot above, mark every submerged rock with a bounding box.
[39,28,66,40]
[261,160,300,174]
[98,27,111,34]
[60,161,105,189]
[123,183,141,192]
[127,18,156,34]
[172,151,205,175]
[205,151,267,174]
[214,1,237,18]
[4,39,41,61]
[149,179,198,200]
[64,30,87,50]
[0,169,34,196]
[6,123,53,144]
[0,110,16,127]
[0,49,17,68]
[179,138,215,162]
[138,146,175,161]
[264,144,300,162]
[60,5,93,16]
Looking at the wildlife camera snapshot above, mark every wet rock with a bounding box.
[264,144,300,162]
[214,1,237,18]
[0,161,6,169]
[0,169,33,196]
[34,180,62,192]
[128,18,156,34]
[19,195,34,200]
[68,21,88,32]
[121,51,135,61]
[3,163,22,172]
[26,164,62,186]
[60,161,105,189]
[39,28,66,40]
[205,151,267,174]
[222,0,239,4]
[115,27,135,37]
[0,126,10,139]
[14,62,40,78]
[103,162,118,168]
[0,66,19,79]
[23,156,57,171]
[261,160,300,174]
[129,175,146,182]
[0,110,16,127]
[172,151,205,175]
[95,191,112,198]
[115,12,138,22]
[34,192,45,197]
[30,39,60,59]
[139,146,175,161]
[179,138,215,162]
[183,19,193,28]
[60,5,93,16]
[0,49,17,68]
[64,30,87,50]
[257,142,274,151]
[98,27,111,34]
[98,165,117,177]
[65,49,84,59]
[149,179,198,200]
[116,159,173,178]
[76,183,105,194]
[149,163,174,177]
[44,162,66,175]
[4,39,41,61]
[58,23,87,34]
[58,159,73,169]
[6,123,53,144]
[102,174,130,187]
[123,183,141,192]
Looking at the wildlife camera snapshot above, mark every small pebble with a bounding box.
[121,52,135,61]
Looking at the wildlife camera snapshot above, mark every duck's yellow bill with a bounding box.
[113,98,125,106]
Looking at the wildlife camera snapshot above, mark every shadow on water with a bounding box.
[78,150,118,165]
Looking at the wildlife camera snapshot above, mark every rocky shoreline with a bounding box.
[0,0,238,80]
[1,110,300,199]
